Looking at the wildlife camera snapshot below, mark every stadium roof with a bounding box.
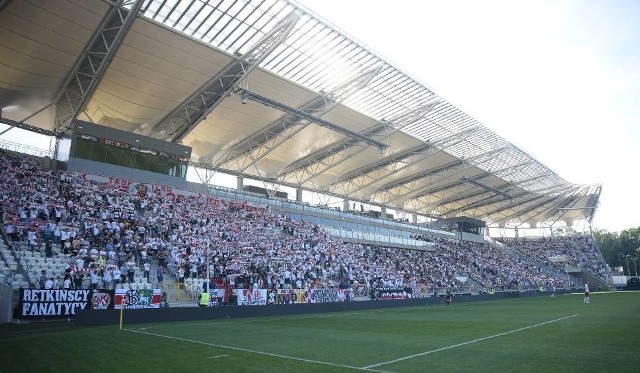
[0,0,601,228]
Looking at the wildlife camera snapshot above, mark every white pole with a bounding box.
[206,239,210,293]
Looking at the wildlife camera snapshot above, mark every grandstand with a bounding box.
[0,0,610,318]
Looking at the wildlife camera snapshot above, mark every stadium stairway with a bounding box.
[135,209,197,307]
[0,237,32,291]
[149,260,197,307]
[502,243,574,288]
[568,240,610,290]
[568,268,610,292]
[462,277,484,294]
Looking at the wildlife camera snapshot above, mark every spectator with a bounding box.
[90,270,98,290]
[127,266,135,284]
[143,261,150,282]
[103,268,112,289]
[112,267,121,288]
[156,267,163,286]
[45,277,54,290]
[0,150,606,300]
[39,270,47,289]
[62,274,72,290]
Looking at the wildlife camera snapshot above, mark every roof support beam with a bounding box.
[540,186,597,225]
[0,118,56,137]
[54,0,144,135]
[417,182,509,212]
[584,185,602,224]
[461,176,512,199]
[409,164,545,213]
[531,195,583,225]
[150,11,301,142]
[0,0,12,13]
[330,143,437,200]
[215,65,383,170]
[277,123,385,182]
[237,87,389,150]
[335,143,433,184]
[377,146,507,206]
[278,99,441,185]
[438,187,525,217]
[406,160,530,204]
[413,163,532,209]
[478,185,574,220]
[345,126,478,196]
[189,160,417,218]
[490,188,580,226]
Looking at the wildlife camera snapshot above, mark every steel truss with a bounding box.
[149,11,300,142]
[54,0,144,134]
[412,168,548,212]
[404,161,532,208]
[489,187,583,226]
[214,65,383,171]
[372,146,509,207]
[464,184,576,222]
[277,99,441,187]
[329,126,479,200]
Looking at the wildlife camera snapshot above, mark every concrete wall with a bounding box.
[0,282,13,323]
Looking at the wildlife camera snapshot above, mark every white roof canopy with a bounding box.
[0,0,601,227]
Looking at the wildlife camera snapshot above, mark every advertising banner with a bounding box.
[337,288,355,302]
[294,289,307,303]
[273,289,297,304]
[377,289,412,300]
[208,289,226,306]
[236,289,267,305]
[352,284,368,297]
[114,288,161,309]
[18,289,114,319]
[309,288,338,304]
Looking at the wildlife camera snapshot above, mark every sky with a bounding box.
[294,0,640,233]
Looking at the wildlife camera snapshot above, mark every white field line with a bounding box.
[126,328,392,373]
[363,314,578,369]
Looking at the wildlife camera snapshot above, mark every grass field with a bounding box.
[1,291,639,372]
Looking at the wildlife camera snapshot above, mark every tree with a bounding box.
[593,227,640,274]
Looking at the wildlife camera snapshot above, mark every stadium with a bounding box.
[0,0,638,372]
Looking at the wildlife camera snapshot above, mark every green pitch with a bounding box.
[1,291,639,372]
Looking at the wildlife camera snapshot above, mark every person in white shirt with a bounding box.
[143,261,151,282]
[63,274,72,290]
[27,230,37,251]
[583,283,590,303]
[75,257,85,272]
[190,263,198,279]
[113,268,121,288]
[45,277,54,290]
[103,269,113,289]
[178,267,185,283]
[90,270,98,290]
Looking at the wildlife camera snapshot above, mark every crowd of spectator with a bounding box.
[0,150,605,299]
[505,236,610,282]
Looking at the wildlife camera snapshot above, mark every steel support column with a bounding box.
[150,11,300,142]
[54,0,144,134]
[0,0,12,13]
